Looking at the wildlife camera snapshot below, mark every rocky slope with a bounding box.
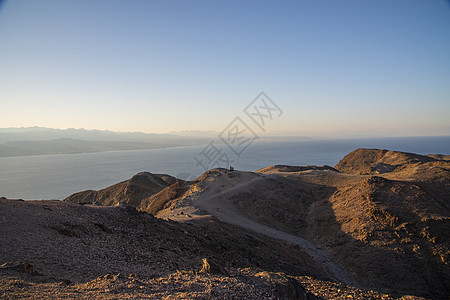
[62,149,450,298]
[64,172,179,207]
[0,197,394,299]
[2,148,448,298]
[334,148,449,178]
[187,166,449,298]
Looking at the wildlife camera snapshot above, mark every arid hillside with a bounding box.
[0,198,394,299]
[64,172,179,207]
[2,148,448,299]
[252,150,450,298]
[335,148,450,181]
[66,149,450,298]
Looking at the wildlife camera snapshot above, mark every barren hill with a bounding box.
[4,148,449,298]
[334,148,450,186]
[1,197,390,299]
[334,148,436,174]
[64,172,178,207]
[189,167,449,298]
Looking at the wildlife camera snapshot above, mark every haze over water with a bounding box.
[1,136,448,200]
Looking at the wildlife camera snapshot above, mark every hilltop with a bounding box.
[65,172,179,207]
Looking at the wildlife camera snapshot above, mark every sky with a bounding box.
[0,0,449,137]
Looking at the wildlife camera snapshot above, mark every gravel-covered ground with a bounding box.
[0,198,401,299]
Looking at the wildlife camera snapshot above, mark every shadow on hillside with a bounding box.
[302,180,449,300]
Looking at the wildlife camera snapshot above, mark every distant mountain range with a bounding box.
[0,127,212,157]
[0,127,318,157]
[2,127,448,158]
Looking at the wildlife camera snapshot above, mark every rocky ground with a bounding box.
[1,148,448,299]
[0,198,399,299]
[0,267,400,299]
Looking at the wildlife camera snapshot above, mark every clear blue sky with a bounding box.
[1,0,449,136]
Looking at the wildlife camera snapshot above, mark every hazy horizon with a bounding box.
[2,125,450,139]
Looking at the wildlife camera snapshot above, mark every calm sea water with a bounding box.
[0,136,449,200]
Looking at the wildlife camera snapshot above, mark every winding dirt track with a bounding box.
[193,174,358,287]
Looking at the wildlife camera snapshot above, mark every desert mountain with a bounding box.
[335,148,446,174]
[64,172,179,207]
[62,148,450,298]
[190,167,449,298]
[2,148,449,298]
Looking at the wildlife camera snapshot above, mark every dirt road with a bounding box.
[193,173,358,287]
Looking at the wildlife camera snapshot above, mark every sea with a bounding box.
[0,136,449,200]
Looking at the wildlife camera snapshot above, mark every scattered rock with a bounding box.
[199,258,229,276]
[275,277,309,300]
